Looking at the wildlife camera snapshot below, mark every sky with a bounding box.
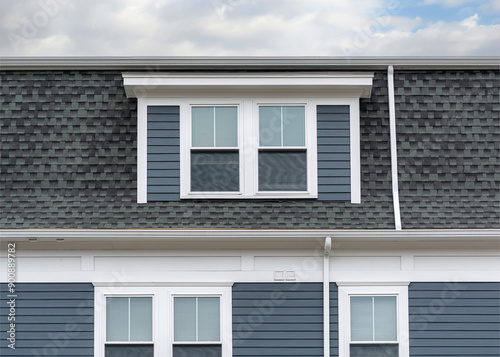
[0,0,499,57]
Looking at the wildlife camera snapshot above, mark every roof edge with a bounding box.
[1,228,499,242]
[1,56,499,70]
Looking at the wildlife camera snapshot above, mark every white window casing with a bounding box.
[94,286,232,357]
[338,284,410,357]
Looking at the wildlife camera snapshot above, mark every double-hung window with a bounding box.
[190,106,239,192]
[258,105,307,191]
[95,286,232,357]
[338,285,409,357]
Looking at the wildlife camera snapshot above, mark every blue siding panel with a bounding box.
[147,106,180,201]
[233,283,323,357]
[409,282,500,357]
[317,105,351,201]
[329,283,339,357]
[0,283,94,357]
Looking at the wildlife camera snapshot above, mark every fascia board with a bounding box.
[1,56,498,70]
[122,72,375,98]
[2,229,499,242]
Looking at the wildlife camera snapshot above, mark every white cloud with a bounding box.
[419,0,473,7]
[0,0,498,56]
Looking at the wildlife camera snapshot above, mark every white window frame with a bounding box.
[94,286,232,357]
[124,72,374,203]
[338,284,409,357]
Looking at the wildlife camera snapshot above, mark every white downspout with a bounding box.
[324,236,332,357]
[388,66,402,230]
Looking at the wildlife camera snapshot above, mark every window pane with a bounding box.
[174,297,197,341]
[283,106,305,146]
[173,345,222,357]
[259,106,282,146]
[105,344,154,357]
[198,297,220,342]
[258,151,307,191]
[191,151,239,192]
[374,297,397,341]
[106,297,129,342]
[215,107,237,147]
[351,297,373,341]
[350,344,398,357]
[130,297,152,342]
[192,107,214,147]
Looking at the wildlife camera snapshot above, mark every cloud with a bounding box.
[0,0,498,56]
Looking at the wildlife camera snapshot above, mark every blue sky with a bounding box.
[0,0,499,56]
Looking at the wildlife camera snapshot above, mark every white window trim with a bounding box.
[95,286,232,357]
[127,72,373,203]
[338,284,409,357]
[137,96,360,201]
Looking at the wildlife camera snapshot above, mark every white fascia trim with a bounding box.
[122,72,374,99]
[2,229,499,242]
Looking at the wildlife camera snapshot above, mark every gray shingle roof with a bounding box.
[1,69,498,229]
[395,70,499,229]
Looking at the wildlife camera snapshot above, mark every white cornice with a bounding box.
[1,56,498,70]
[122,72,374,98]
[1,229,499,242]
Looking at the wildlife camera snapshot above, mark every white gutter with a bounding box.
[388,66,402,230]
[1,229,499,242]
[323,236,332,357]
[0,56,498,70]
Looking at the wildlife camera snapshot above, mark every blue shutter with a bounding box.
[147,106,180,201]
[317,105,351,201]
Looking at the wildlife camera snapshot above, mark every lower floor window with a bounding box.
[95,286,232,357]
[339,285,409,357]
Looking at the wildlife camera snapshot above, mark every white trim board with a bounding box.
[2,247,498,283]
[2,228,499,242]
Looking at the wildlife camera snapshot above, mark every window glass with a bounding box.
[173,345,222,357]
[105,345,154,357]
[191,151,239,192]
[259,151,307,191]
[106,297,152,342]
[351,296,397,342]
[174,297,221,342]
[192,106,237,147]
[350,344,398,357]
[259,106,305,146]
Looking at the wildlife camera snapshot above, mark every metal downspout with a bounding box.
[324,236,332,357]
[388,66,402,230]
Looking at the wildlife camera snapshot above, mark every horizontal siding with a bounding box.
[147,106,180,201]
[0,283,94,357]
[233,283,323,357]
[329,283,339,356]
[409,282,500,357]
[317,105,351,201]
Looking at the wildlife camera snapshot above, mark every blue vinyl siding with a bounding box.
[317,105,351,201]
[409,282,500,357]
[232,283,323,356]
[147,106,180,201]
[0,283,94,356]
[329,283,339,356]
